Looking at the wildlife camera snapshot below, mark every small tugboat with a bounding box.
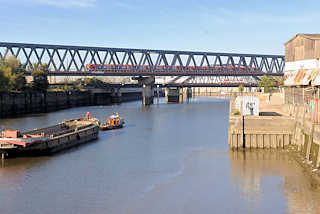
[100,113,125,131]
[0,112,99,159]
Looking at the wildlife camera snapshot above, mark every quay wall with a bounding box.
[228,95,295,149]
[0,91,92,118]
[287,104,320,168]
[229,94,320,171]
[228,115,295,149]
[0,90,144,118]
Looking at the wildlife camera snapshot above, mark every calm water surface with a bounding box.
[0,97,320,214]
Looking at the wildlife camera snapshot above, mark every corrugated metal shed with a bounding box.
[309,69,319,82]
[312,70,320,86]
[284,70,298,86]
[284,69,320,86]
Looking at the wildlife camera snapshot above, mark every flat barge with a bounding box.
[0,118,100,159]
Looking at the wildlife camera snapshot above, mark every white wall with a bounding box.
[285,59,320,71]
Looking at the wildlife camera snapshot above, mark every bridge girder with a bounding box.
[0,42,285,76]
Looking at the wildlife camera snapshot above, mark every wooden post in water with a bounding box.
[157,85,160,104]
[242,115,245,148]
[240,97,245,149]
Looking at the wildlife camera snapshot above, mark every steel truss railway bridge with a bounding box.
[0,42,284,78]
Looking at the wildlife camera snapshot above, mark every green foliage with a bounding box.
[7,56,21,73]
[232,109,240,115]
[0,63,11,92]
[257,75,278,93]
[238,84,244,93]
[75,82,83,91]
[73,77,105,88]
[32,64,49,92]
[48,85,70,92]
[63,85,69,91]
[83,77,104,85]
[11,72,26,91]
[0,56,26,92]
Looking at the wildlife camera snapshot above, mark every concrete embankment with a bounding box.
[228,93,320,182]
[287,104,320,169]
[0,90,145,118]
[228,115,295,149]
[0,91,92,118]
[228,94,295,149]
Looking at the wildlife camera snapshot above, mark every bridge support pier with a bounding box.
[132,76,155,106]
[165,87,183,104]
[111,88,122,103]
[142,85,154,106]
[1,152,8,160]
[183,87,192,100]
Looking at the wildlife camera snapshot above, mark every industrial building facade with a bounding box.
[284,34,320,106]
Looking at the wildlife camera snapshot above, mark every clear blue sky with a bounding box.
[0,0,319,55]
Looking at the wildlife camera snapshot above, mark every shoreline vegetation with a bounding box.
[0,56,107,94]
[0,56,141,119]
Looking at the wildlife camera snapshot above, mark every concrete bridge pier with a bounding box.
[165,87,183,104]
[142,84,154,106]
[183,87,192,101]
[132,76,155,106]
[1,152,8,160]
[111,88,122,103]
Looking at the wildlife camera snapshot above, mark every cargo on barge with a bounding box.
[0,118,100,159]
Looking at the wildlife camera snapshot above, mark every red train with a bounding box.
[85,64,257,72]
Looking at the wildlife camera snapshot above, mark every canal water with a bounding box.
[0,97,320,214]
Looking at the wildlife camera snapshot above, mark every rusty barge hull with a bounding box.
[0,119,99,158]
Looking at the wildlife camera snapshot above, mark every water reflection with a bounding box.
[229,150,320,214]
[1,98,320,214]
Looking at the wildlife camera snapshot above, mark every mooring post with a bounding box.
[157,85,160,104]
[242,115,245,148]
[240,97,245,149]
[1,152,5,160]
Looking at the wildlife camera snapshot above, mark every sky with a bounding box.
[0,0,319,55]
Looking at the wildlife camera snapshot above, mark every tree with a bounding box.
[7,56,21,72]
[73,77,105,88]
[75,82,83,91]
[11,72,26,91]
[0,56,26,92]
[7,56,26,91]
[32,64,49,92]
[0,60,11,92]
[257,75,277,93]
[83,77,104,86]
[238,84,244,93]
